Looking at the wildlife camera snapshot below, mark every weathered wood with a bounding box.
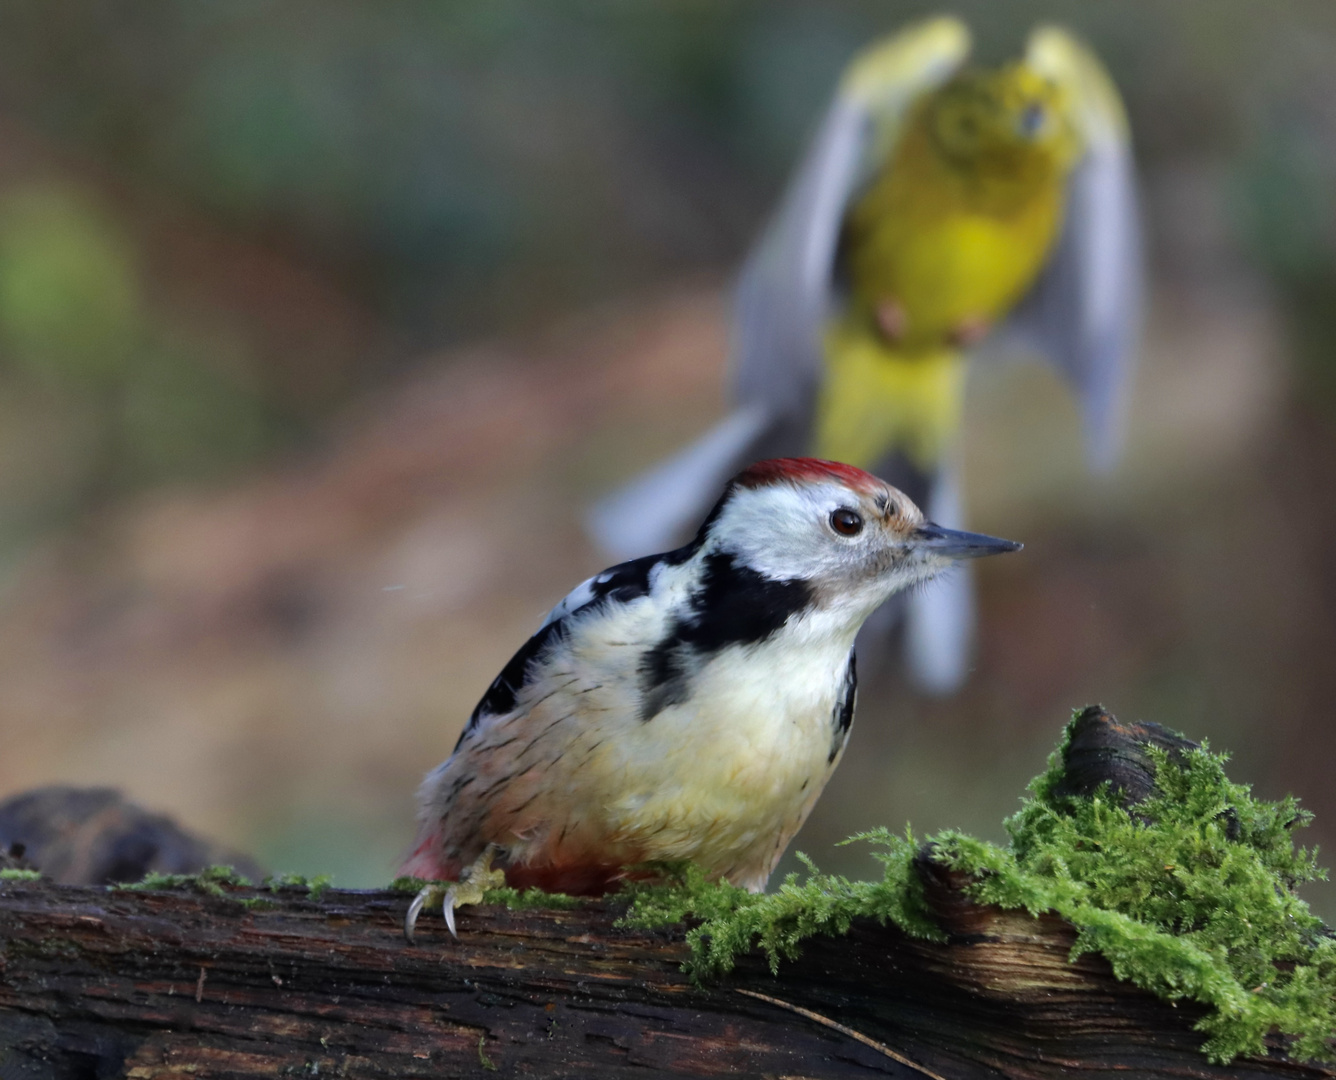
[0,707,1330,1079]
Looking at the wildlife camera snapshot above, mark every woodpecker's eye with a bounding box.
[830,508,863,537]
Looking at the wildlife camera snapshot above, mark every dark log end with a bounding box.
[1048,704,1200,809]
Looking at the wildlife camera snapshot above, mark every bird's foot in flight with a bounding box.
[403,844,507,943]
[948,314,992,347]
[874,298,908,342]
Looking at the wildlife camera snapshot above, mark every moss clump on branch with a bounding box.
[622,714,1336,1064]
[264,872,333,900]
[942,733,1334,1063]
[114,864,253,897]
[109,865,325,906]
[620,843,944,974]
[479,885,583,911]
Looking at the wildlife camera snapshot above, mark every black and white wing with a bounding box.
[1000,25,1143,471]
[456,553,671,745]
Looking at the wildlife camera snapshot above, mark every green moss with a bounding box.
[964,736,1334,1063]
[621,844,943,980]
[0,868,41,881]
[114,865,253,897]
[115,871,198,893]
[112,866,331,909]
[480,885,583,911]
[622,715,1336,1064]
[265,871,315,891]
[477,1033,497,1071]
[263,872,332,899]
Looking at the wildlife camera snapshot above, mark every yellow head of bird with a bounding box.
[927,62,1080,176]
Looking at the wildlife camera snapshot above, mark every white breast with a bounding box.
[557,610,857,888]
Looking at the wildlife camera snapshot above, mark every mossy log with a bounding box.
[0,709,1332,1079]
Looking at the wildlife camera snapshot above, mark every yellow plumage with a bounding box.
[814,60,1081,469]
[816,333,963,470]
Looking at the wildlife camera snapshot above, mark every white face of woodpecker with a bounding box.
[703,460,1020,635]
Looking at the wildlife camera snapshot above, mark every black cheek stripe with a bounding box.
[639,552,813,722]
[686,553,813,653]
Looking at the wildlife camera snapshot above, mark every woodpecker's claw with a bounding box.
[403,845,506,943]
[403,883,441,944]
[443,886,460,938]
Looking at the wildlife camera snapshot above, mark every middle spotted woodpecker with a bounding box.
[402,457,1020,937]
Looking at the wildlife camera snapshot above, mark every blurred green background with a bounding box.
[1,0,1335,916]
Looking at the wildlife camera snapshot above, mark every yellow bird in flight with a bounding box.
[590,18,1141,692]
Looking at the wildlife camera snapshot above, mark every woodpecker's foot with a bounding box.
[948,314,992,347]
[403,844,507,943]
[442,845,507,937]
[874,298,907,342]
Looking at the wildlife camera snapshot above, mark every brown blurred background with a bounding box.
[0,0,1333,914]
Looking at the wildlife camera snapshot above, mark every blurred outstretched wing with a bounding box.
[1002,26,1143,471]
[732,16,971,420]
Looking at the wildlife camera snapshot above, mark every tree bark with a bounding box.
[0,708,1331,1079]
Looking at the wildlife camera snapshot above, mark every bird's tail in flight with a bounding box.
[903,457,976,694]
[585,404,773,561]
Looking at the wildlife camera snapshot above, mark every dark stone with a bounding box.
[0,786,263,886]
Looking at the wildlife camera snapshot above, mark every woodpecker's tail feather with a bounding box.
[585,404,773,561]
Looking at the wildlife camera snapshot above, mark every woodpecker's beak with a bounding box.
[912,522,1022,559]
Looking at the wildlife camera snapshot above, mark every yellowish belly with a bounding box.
[868,213,1053,339]
[491,639,852,891]
[843,113,1067,350]
[601,656,844,887]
